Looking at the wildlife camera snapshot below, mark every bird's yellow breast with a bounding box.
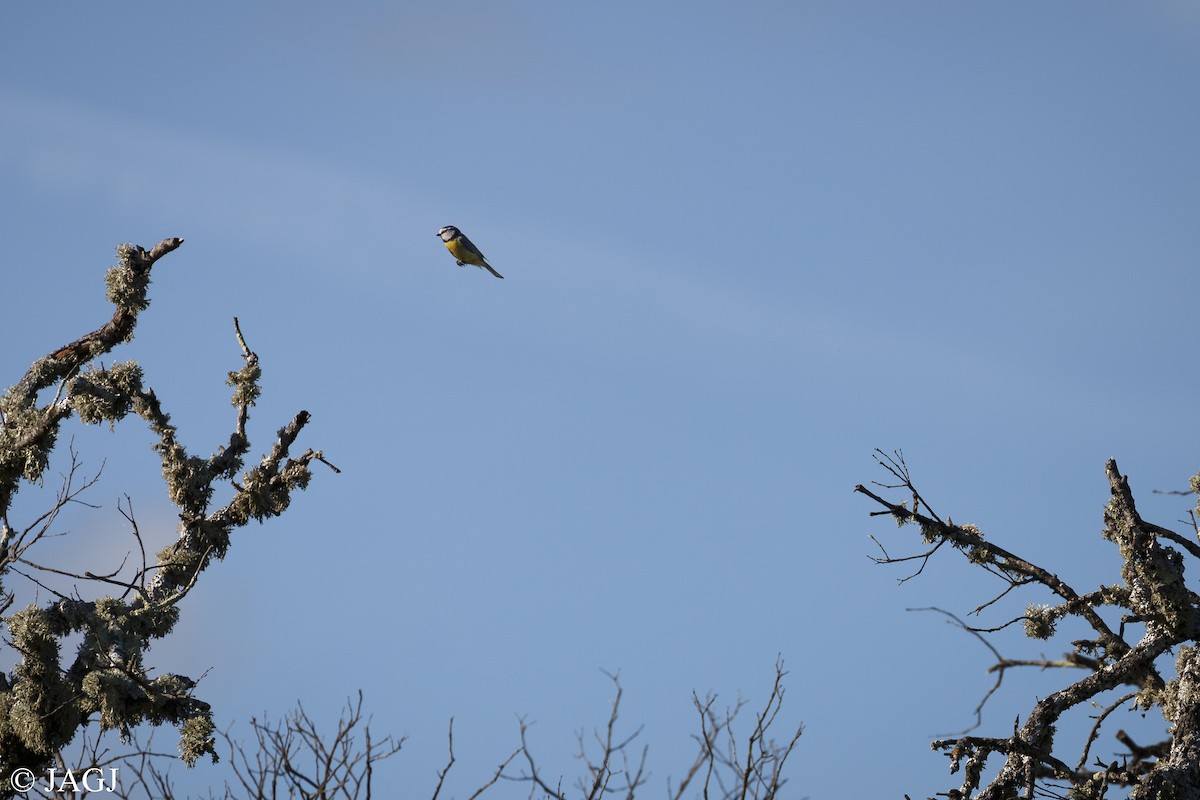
[444,238,483,265]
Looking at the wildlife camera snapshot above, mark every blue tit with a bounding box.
[436,226,504,279]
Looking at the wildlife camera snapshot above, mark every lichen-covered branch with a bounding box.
[0,239,331,795]
[858,450,1200,798]
[0,238,183,515]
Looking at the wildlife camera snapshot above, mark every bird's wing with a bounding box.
[457,234,487,260]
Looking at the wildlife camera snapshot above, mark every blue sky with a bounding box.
[3,2,1200,797]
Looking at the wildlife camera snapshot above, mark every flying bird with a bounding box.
[436,226,504,279]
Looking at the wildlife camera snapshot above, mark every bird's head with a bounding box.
[436,226,459,241]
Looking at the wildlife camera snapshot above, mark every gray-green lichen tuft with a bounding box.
[179,713,218,767]
[103,243,151,318]
[69,361,144,426]
[6,606,80,756]
[1158,646,1200,723]
[160,447,216,514]
[229,461,313,524]
[1024,603,1058,640]
[0,403,61,486]
[227,362,262,408]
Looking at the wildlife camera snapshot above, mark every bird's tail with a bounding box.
[481,261,504,279]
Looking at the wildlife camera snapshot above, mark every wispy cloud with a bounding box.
[0,87,420,271]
